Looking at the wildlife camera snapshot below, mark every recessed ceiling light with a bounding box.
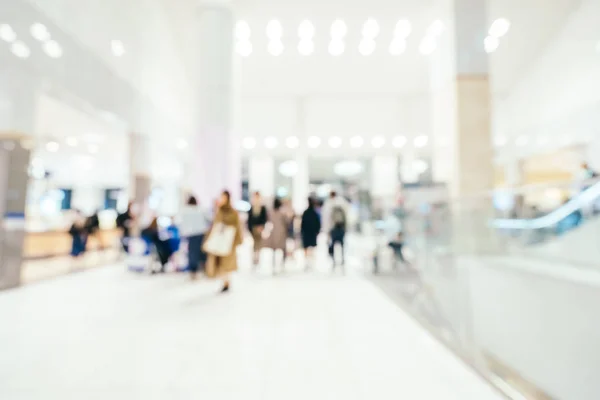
[331,19,347,39]
[268,40,284,56]
[298,20,315,39]
[236,40,252,57]
[0,24,16,42]
[414,135,429,148]
[389,39,406,56]
[30,23,50,41]
[43,40,62,58]
[286,136,299,149]
[242,137,256,149]
[392,136,407,148]
[264,136,278,149]
[489,18,511,38]
[419,37,436,55]
[307,136,321,148]
[236,20,251,41]
[334,160,364,177]
[359,39,376,56]
[350,136,364,148]
[298,39,314,55]
[329,40,345,56]
[46,141,59,152]
[111,40,125,57]
[362,18,380,39]
[371,136,385,148]
[394,19,412,38]
[66,137,78,147]
[266,19,283,40]
[11,41,30,59]
[484,36,499,53]
[328,136,342,148]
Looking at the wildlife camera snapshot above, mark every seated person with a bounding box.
[141,218,174,273]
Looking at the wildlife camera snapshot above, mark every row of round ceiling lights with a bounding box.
[495,134,581,148]
[242,135,429,150]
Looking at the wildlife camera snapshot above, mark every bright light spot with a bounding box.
[394,19,412,38]
[329,40,345,56]
[489,18,510,38]
[30,23,50,41]
[515,135,529,147]
[11,41,30,59]
[298,39,314,55]
[350,136,364,148]
[43,40,62,58]
[286,136,299,149]
[362,18,380,39]
[46,141,59,152]
[0,24,16,42]
[414,135,429,148]
[484,36,499,53]
[334,160,364,177]
[392,136,407,148]
[419,37,437,55]
[279,160,298,177]
[298,20,315,39]
[266,19,283,40]
[111,40,126,57]
[236,40,252,57]
[389,39,406,55]
[268,40,284,56]
[264,136,278,149]
[242,137,256,149]
[371,136,385,148]
[494,136,507,147]
[236,20,251,41]
[177,139,188,150]
[359,39,376,56]
[66,137,78,147]
[328,136,342,148]
[413,159,429,174]
[427,20,445,36]
[331,19,347,39]
[307,136,321,148]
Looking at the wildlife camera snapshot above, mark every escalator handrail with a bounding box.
[492,181,600,230]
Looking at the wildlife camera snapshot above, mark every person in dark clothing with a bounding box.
[141,217,172,273]
[116,202,134,252]
[247,191,268,266]
[69,210,88,257]
[301,197,321,269]
[85,210,102,250]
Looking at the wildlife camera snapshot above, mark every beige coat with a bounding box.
[204,205,243,277]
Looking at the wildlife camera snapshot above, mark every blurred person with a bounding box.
[300,197,321,268]
[141,217,173,273]
[282,198,297,258]
[116,202,134,252]
[247,191,268,266]
[69,209,88,258]
[264,198,289,274]
[321,191,350,268]
[179,195,210,280]
[580,162,598,181]
[204,190,243,292]
[384,210,410,267]
[85,209,102,250]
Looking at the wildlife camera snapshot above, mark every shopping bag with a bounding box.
[202,223,236,256]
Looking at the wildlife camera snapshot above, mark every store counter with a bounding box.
[23,229,121,259]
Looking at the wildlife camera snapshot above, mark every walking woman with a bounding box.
[204,190,243,292]
[247,191,268,266]
[264,198,289,274]
[179,195,210,280]
[301,197,321,268]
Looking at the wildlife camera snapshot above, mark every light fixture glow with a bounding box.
[46,141,59,152]
[266,19,283,40]
[334,160,364,177]
[30,23,50,41]
[279,160,298,177]
[264,136,278,149]
[414,135,429,148]
[359,39,376,56]
[427,20,445,36]
[111,40,125,57]
[43,40,62,58]
[329,40,345,56]
[489,18,511,38]
[0,24,16,42]
[484,36,499,53]
[286,136,299,149]
[413,159,429,174]
[236,20,251,41]
[392,136,407,148]
[298,39,314,55]
[362,18,380,39]
[236,40,253,57]
[11,41,30,59]
[331,19,347,39]
[298,20,315,39]
[66,137,78,147]
[494,136,507,147]
[419,37,437,55]
[328,136,342,148]
[350,136,364,148]
[389,39,406,55]
[242,137,256,149]
[371,136,385,148]
[268,39,284,56]
[394,19,412,38]
[307,136,321,148]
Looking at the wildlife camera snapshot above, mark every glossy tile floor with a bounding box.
[0,245,504,400]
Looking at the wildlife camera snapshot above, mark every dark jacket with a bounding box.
[247,205,267,231]
[116,211,132,237]
[301,208,321,237]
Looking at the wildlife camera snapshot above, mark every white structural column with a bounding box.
[401,153,419,184]
[192,3,241,206]
[372,155,400,210]
[430,0,494,197]
[248,156,275,200]
[129,133,152,204]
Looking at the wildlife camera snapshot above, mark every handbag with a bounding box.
[202,222,236,257]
